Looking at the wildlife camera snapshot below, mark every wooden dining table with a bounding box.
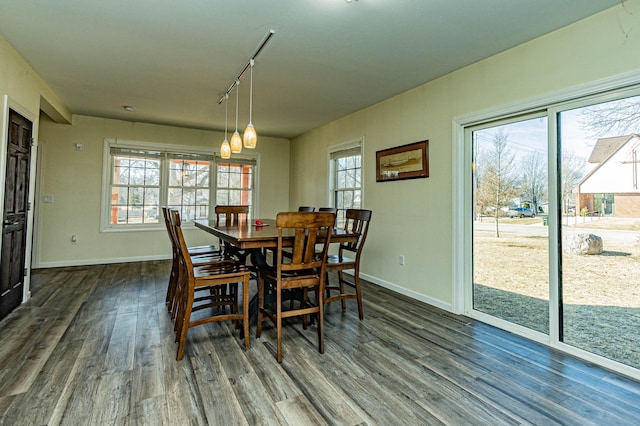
[193,218,358,251]
[193,217,357,324]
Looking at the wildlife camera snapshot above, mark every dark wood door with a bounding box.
[1,109,32,320]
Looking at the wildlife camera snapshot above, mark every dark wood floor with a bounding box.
[1,260,639,425]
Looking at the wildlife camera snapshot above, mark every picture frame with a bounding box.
[376,140,429,182]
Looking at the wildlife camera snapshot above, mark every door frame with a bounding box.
[1,95,38,304]
[452,71,640,381]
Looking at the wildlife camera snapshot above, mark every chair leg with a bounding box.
[242,275,250,349]
[256,276,264,338]
[176,294,193,361]
[302,288,309,329]
[338,270,347,311]
[354,266,363,320]
[276,287,283,363]
[317,286,324,354]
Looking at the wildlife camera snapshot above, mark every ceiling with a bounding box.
[0,0,621,139]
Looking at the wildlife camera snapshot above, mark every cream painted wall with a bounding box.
[290,1,640,310]
[37,115,290,267]
[0,36,70,124]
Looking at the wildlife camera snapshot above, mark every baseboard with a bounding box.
[360,272,453,313]
[33,257,453,314]
[35,254,172,269]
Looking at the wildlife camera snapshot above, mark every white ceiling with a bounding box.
[0,0,620,139]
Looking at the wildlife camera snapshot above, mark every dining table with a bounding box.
[193,219,358,255]
[193,218,358,251]
[193,217,359,323]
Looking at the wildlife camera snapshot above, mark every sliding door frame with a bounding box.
[452,70,640,381]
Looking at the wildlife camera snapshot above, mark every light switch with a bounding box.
[43,195,54,203]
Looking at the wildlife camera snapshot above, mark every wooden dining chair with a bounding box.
[170,209,251,360]
[318,207,337,214]
[214,205,250,261]
[256,211,335,363]
[298,206,315,212]
[324,209,372,320]
[162,207,225,317]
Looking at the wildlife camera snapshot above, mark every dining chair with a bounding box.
[256,211,335,363]
[298,206,315,212]
[324,209,372,320]
[162,207,225,317]
[170,209,251,360]
[214,204,252,259]
[318,207,337,214]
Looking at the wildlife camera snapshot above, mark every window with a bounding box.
[329,140,363,226]
[167,154,212,221]
[109,147,163,226]
[215,157,256,218]
[102,139,257,230]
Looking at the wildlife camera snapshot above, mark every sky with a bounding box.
[474,94,640,172]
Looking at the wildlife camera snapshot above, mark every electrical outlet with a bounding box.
[71,235,78,244]
[399,255,405,266]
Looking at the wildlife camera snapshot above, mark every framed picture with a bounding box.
[376,140,429,182]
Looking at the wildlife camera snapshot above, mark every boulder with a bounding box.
[564,233,603,255]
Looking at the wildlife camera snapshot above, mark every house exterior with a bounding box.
[574,134,640,217]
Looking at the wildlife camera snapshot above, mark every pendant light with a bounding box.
[229,80,243,154]
[220,94,231,159]
[243,59,257,149]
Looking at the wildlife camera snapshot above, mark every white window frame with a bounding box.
[101,138,259,232]
[327,137,364,225]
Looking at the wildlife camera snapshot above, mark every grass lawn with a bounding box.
[473,228,640,369]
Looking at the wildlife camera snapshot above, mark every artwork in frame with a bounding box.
[376,140,429,182]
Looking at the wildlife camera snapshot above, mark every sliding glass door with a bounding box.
[472,115,549,335]
[467,89,640,376]
[558,96,640,370]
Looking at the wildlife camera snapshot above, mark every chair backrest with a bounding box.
[275,211,335,277]
[297,206,315,212]
[340,209,372,259]
[318,207,337,214]
[169,209,195,279]
[215,205,249,226]
[162,206,180,253]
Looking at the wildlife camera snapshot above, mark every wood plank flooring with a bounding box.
[1,260,639,425]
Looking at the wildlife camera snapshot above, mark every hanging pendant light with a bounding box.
[230,80,243,153]
[243,59,257,149]
[220,94,231,159]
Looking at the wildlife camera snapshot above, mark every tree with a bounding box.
[474,128,519,237]
[561,153,586,215]
[520,151,547,214]
[579,96,640,138]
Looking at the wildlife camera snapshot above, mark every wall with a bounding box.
[37,115,290,267]
[289,1,640,310]
[0,36,70,124]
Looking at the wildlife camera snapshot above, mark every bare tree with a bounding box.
[475,128,519,237]
[579,96,640,138]
[561,153,586,215]
[520,151,547,214]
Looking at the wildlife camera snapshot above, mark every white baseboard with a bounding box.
[360,272,453,313]
[33,257,452,314]
[34,254,171,269]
